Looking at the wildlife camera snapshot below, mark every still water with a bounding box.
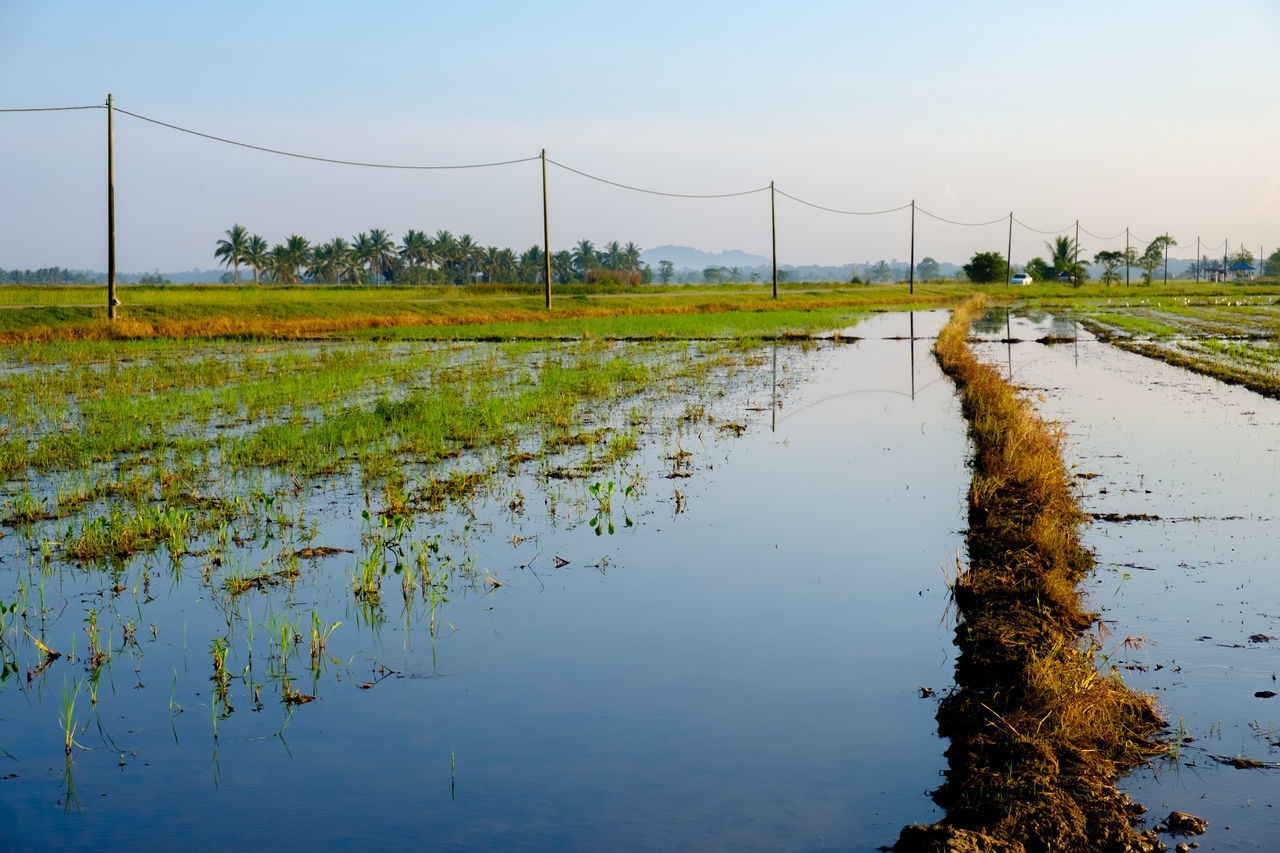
[2,312,967,851]
[975,311,1280,852]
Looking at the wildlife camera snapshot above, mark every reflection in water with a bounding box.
[972,311,1280,846]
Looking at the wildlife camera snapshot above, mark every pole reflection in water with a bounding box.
[909,311,916,400]
[771,344,778,432]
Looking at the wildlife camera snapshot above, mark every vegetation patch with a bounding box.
[894,294,1166,853]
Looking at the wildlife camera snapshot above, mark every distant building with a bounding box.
[1230,261,1256,281]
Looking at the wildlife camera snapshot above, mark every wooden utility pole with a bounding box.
[541,149,551,308]
[1074,220,1080,285]
[1005,212,1012,286]
[1125,227,1130,287]
[1196,236,1201,282]
[1163,233,1169,285]
[770,181,777,300]
[908,200,915,295]
[107,93,117,320]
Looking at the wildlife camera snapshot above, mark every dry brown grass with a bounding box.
[896,294,1164,853]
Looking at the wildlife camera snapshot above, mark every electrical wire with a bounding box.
[1011,216,1075,236]
[1079,225,1128,242]
[772,188,911,216]
[1,102,1262,257]
[0,105,104,112]
[916,206,1008,227]
[547,158,769,199]
[115,107,540,170]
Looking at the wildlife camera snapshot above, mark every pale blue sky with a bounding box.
[3,0,1278,272]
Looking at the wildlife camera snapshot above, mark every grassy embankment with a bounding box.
[0,281,956,342]
[5,278,1277,343]
[895,294,1164,853]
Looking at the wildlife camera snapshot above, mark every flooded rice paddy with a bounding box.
[7,303,1278,850]
[975,309,1280,852]
[1,312,969,850]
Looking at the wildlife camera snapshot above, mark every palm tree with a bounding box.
[243,234,269,283]
[433,230,459,284]
[519,245,545,284]
[552,250,573,284]
[621,242,643,273]
[307,242,331,284]
[214,224,250,284]
[400,229,430,284]
[571,239,598,280]
[285,235,311,284]
[602,240,623,270]
[366,228,397,284]
[323,237,351,284]
[352,232,375,283]
[340,242,363,284]
[479,246,501,283]
[267,244,294,283]
[1045,236,1080,280]
[495,248,516,284]
[456,234,479,284]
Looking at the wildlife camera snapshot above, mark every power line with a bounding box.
[546,158,769,199]
[773,188,910,216]
[916,206,1007,228]
[0,105,104,112]
[1079,225,1127,241]
[1012,216,1075,236]
[114,107,540,170]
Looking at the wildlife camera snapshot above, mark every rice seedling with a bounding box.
[59,679,83,755]
[308,612,340,665]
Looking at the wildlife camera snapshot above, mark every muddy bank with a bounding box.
[893,295,1165,853]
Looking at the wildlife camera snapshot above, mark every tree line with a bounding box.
[960,235,1265,285]
[214,225,652,286]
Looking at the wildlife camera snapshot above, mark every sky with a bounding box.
[2,0,1279,273]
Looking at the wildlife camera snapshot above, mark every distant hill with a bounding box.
[641,245,771,270]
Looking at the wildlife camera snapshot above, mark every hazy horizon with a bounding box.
[3,1,1278,274]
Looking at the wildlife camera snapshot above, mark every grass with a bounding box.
[896,294,1165,853]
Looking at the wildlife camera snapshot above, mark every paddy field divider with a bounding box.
[894,294,1166,853]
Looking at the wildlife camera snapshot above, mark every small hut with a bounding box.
[1230,261,1256,281]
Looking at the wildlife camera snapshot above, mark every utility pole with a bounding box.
[541,149,551,308]
[1005,212,1012,286]
[1125,227,1130,287]
[908,200,915,295]
[1196,236,1200,282]
[107,93,117,320]
[770,181,777,300]
[1163,233,1169,285]
[1074,219,1079,285]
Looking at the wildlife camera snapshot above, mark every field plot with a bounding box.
[975,310,1280,850]
[1077,296,1280,398]
[0,312,967,850]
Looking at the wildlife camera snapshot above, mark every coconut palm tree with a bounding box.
[456,234,479,285]
[285,235,311,283]
[602,240,623,270]
[552,250,574,284]
[243,234,269,284]
[621,242,643,273]
[214,224,250,284]
[352,232,375,283]
[519,245,545,284]
[571,239,598,280]
[267,244,294,283]
[365,228,397,284]
[400,229,431,284]
[433,230,459,284]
